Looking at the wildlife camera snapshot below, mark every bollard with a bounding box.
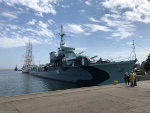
[114,81,118,85]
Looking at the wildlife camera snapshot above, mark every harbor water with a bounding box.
[0,70,80,97]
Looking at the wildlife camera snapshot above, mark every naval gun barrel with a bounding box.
[90,55,98,59]
[77,51,84,56]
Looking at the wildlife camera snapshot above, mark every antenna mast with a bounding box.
[132,40,136,59]
[60,24,65,47]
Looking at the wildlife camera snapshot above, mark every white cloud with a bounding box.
[125,42,133,45]
[48,19,55,25]
[138,36,143,39]
[89,17,100,22]
[27,19,36,25]
[83,33,91,36]
[85,1,91,6]
[65,24,84,33]
[76,48,86,51]
[79,10,86,14]
[111,26,133,40]
[101,13,135,40]
[0,21,54,48]
[1,12,18,19]
[6,24,18,29]
[35,12,43,17]
[0,17,55,48]
[102,0,136,10]
[37,28,54,37]
[44,38,53,45]
[84,24,111,32]
[62,5,70,8]
[111,33,120,37]
[111,28,133,40]
[124,11,141,21]
[0,37,41,48]
[102,0,150,24]
[38,21,48,29]
[3,0,61,15]
[101,14,122,27]
[21,27,54,37]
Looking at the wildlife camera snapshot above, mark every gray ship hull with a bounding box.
[29,60,136,86]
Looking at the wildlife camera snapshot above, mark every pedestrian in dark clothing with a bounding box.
[124,72,129,85]
[134,72,137,86]
[126,74,130,85]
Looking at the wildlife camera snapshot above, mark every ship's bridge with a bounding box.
[59,46,77,66]
[60,46,76,58]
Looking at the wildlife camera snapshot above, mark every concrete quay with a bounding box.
[136,75,150,80]
[0,80,150,113]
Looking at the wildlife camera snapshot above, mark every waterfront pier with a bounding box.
[0,80,150,113]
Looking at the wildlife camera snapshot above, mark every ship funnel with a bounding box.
[50,51,56,63]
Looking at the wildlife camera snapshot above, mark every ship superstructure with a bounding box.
[29,25,136,86]
[22,40,33,73]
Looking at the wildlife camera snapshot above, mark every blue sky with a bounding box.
[0,0,150,69]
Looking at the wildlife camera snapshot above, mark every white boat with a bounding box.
[22,67,30,73]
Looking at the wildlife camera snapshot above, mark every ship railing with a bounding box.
[93,57,134,64]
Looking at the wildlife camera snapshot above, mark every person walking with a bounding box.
[130,71,135,87]
[124,72,130,85]
[124,72,128,85]
[126,72,130,85]
[134,72,137,86]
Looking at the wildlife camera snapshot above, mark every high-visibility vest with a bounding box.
[130,74,135,82]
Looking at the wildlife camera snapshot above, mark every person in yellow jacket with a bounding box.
[130,71,135,87]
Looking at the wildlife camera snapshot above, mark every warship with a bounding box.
[29,25,136,86]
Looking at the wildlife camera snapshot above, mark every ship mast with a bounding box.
[24,40,33,68]
[26,44,28,68]
[31,42,32,65]
[28,40,30,67]
[132,40,136,59]
[60,24,65,47]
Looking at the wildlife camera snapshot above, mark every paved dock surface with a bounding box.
[136,75,150,80]
[0,80,150,113]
